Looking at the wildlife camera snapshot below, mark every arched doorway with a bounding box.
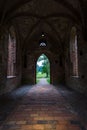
[36,54,50,84]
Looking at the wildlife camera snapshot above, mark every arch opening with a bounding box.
[7,26,16,78]
[36,54,50,84]
[70,27,78,77]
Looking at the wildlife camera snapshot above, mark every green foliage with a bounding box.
[36,79,40,83]
[36,54,50,83]
[47,78,50,83]
[36,72,46,78]
[41,54,50,78]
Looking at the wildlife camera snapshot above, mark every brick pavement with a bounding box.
[0,84,86,130]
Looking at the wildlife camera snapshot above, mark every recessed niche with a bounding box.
[39,39,47,47]
[81,75,85,79]
[55,60,58,64]
[66,59,68,62]
[80,50,83,56]
[24,55,27,68]
[0,55,2,63]
[40,42,46,47]
[59,56,62,67]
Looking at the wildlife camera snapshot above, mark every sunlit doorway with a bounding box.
[36,54,50,84]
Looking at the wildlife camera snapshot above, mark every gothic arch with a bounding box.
[70,26,78,77]
[7,26,16,77]
[36,53,50,83]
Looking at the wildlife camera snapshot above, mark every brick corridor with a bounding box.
[0,85,87,130]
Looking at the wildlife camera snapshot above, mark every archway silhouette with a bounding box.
[36,54,50,84]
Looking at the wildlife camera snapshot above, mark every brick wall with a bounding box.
[0,27,22,95]
[65,28,87,94]
[22,47,65,85]
[0,25,87,95]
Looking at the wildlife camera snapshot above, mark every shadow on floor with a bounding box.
[0,84,87,130]
[0,85,32,125]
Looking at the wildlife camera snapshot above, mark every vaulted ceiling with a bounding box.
[0,0,87,49]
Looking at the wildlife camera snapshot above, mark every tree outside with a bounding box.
[36,54,50,83]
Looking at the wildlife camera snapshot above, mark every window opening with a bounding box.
[70,27,78,77]
[7,29,16,78]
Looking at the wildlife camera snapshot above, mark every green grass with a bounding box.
[36,79,40,83]
[36,72,50,84]
[36,72,46,78]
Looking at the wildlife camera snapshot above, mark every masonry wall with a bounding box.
[65,30,87,94]
[6,38,22,93]
[22,46,65,85]
[51,55,65,85]
[0,29,10,95]
[22,53,35,85]
[0,27,22,95]
[77,35,87,94]
[6,28,22,93]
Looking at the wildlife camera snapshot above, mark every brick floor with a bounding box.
[0,84,87,130]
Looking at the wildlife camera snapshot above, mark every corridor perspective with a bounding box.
[0,0,87,130]
[0,83,87,130]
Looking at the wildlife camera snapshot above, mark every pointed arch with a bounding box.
[7,26,16,77]
[36,54,50,84]
[70,26,78,77]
